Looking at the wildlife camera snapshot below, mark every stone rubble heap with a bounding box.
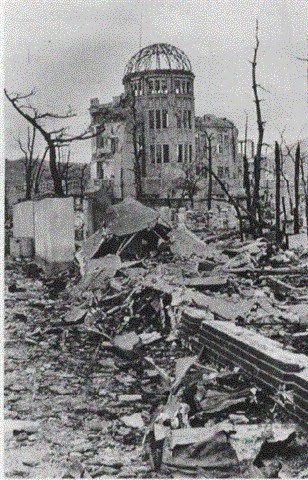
[4,200,308,478]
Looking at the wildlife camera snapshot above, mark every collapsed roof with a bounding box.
[105,197,160,237]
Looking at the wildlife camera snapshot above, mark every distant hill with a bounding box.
[5,158,91,208]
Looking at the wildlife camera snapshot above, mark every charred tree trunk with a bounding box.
[299,151,308,237]
[25,169,33,200]
[49,142,64,196]
[133,135,142,200]
[207,137,213,210]
[305,194,308,238]
[251,21,265,237]
[275,141,281,244]
[34,148,48,195]
[243,114,252,215]
[294,142,300,234]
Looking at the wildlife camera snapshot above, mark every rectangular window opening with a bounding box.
[162,109,168,128]
[177,111,182,128]
[183,110,187,129]
[163,144,170,163]
[149,110,155,129]
[189,144,193,163]
[184,143,188,162]
[156,144,162,163]
[161,79,168,93]
[148,80,154,94]
[156,109,161,129]
[188,110,192,129]
[178,144,183,162]
[150,145,155,163]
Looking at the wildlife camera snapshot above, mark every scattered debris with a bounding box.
[4,206,308,477]
[121,413,145,429]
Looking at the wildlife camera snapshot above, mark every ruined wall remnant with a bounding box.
[34,197,75,265]
[13,200,35,239]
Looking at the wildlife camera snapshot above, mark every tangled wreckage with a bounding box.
[5,197,308,477]
[72,198,308,475]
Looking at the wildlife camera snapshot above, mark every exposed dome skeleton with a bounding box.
[124,43,192,76]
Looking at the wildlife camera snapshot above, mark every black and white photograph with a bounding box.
[2,0,308,478]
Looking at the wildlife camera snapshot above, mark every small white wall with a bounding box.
[13,201,35,238]
[34,197,75,263]
[90,162,97,180]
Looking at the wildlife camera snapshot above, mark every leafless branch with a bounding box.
[36,112,76,120]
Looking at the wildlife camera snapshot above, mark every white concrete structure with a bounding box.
[13,201,35,239]
[34,197,75,264]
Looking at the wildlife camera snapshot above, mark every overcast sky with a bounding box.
[4,0,307,163]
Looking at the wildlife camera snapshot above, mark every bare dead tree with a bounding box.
[203,131,214,210]
[281,139,307,235]
[5,89,98,196]
[175,164,202,208]
[204,165,244,241]
[250,20,266,236]
[124,88,143,199]
[57,147,72,196]
[275,141,282,244]
[299,152,308,237]
[279,137,294,217]
[33,147,49,195]
[79,164,88,200]
[242,113,252,215]
[14,126,37,199]
[294,142,300,234]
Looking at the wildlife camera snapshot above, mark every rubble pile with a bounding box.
[4,199,308,478]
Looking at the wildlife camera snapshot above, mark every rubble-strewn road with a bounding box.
[4,257,308,479]
[4,260,191,478]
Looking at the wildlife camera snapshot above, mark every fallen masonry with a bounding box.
[181,308,308,428]
[4,201,308,477]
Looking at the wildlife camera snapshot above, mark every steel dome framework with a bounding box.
[124,43,192,76]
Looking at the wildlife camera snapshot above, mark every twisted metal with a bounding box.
[124,43,192,76]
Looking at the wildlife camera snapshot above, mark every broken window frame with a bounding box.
[148,80,154,94]
[162,109,168,129]
[184,143,188,163]
[161,78,168,94]
[189,144,193,163]
[150,144,155,163]
[133,81,142,97]
[188,110,192,130]
[183,110,188,129]
[156,109,161,130]
[175,79,181,94]
[176,111,182,128]
[178,144,183,162]
[149,110,155,129]
[156,144,162,164]
[163,144,170,163]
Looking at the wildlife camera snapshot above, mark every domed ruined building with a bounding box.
[89,43,241,201]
